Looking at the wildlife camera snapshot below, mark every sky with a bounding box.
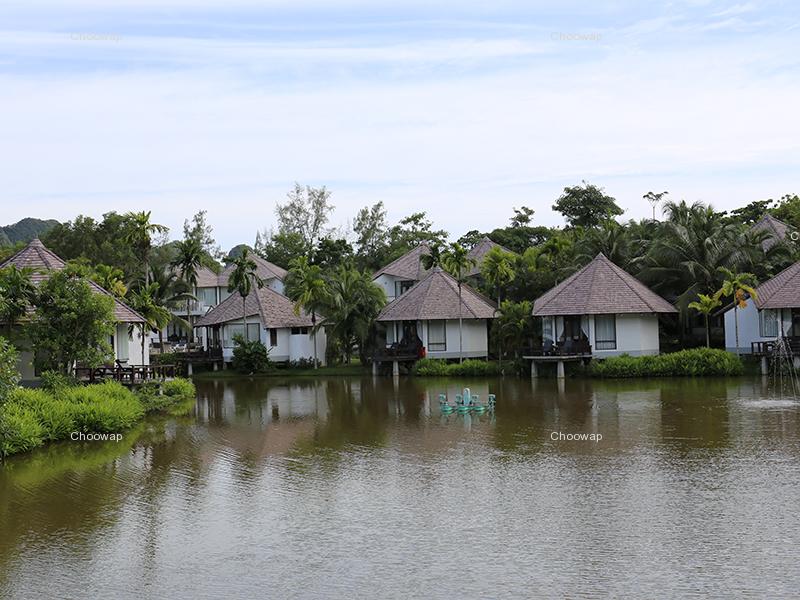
[2,0,799,250]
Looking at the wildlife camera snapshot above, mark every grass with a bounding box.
[0,377,197,459]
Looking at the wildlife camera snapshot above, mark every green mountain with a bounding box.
[0,218,60,246]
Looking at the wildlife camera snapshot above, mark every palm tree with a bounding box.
[0,265,37,339]
[93,264,128,298]
[441,243,476,363]
[688,293,721,348]
[128,283,173,362]
[225,249,264,342]
[715,267,758,355]
[123,211,168,285]
[495,300,534,360]
[419,243,443,271]
[146,266,195,352]
[285,256,327,368]
[481,246,516,308]
[171,237,204,343]
[322,264,386,364]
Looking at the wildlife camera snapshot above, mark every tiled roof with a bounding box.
[0,239,145,323]
[194,285,314,328]
[377,267,497,322]
[466,236,516,277]
[532,253,677,316]
[218,254,287,287]
[373,243,431,281]
[750,214,791,251]
[195,266,221,287]
[752,260,800,309]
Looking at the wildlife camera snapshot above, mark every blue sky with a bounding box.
[2,0,799,248]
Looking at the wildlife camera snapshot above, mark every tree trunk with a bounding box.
[458,282,464,363]
[243,296,249,342]
[186,299,193,344]
[312,311,318,369]
[141,323,146,365]
[734,306,740,356]
[159,329,164,354]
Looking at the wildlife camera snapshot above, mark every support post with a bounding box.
[392,361,399,377]
[372,360,378,376]
[213,361,218,371]
[531,360,538,379]
[187,362,193,376]
[557,360,565,379]
[761,356,768,376]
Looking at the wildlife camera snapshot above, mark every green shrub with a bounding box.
[412,358,500,377]
[40,370,79,394]
[62,381,144,432]
[7,388,76,441]
[151,352,179,366]
[0,404,44,457]
[231,335,272,374]
[588,348,743,378]
[0,336,19,404]
[162,378,196,398]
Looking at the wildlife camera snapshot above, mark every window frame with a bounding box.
[427,320,447,352]
[760,308,779,338]
[594,314,617,350]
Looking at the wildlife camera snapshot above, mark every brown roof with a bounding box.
[377,267,496,322]
[218,254,287,287]
[0,239,145,323]
[466,236,515,277]
[532,253,677,316]
[752,260,800,309]
[194,285,314,328]
[750,214,792,251]
[195,266,221,288]
[373,243,431,281]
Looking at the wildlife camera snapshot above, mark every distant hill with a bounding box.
[0,218,60,246]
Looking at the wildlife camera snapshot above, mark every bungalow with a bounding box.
[532,253,677,357]
[0,239,148,380]
[722,259,800,354]
[372,243,431,303]
[162,254,286,347]
[376,267,496,359]
[750,213,793,252]
[465,236,516,278]
[193,285,326,365]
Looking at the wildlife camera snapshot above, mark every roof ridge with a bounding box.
[534,259,595,313]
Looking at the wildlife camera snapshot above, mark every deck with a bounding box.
[75,364,177,385]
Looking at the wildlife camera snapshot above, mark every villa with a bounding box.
[194,285,326,366]
[162,254,286,348]
[0,239,148,380]
[372,243,431,302]
[376,267,496,361]
[532,253,677,359]
[721,259,800,354]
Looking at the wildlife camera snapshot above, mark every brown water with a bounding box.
[2,376,800,599]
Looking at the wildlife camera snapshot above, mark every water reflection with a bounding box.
[3,376,800,598]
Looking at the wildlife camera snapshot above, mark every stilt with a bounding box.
[556,360,565,379]
[372,360,378,376]
[761,356,769,376]
[213,361,219,371]
[531,360,538,379]
[392,360,399,377]
[187,362,193,376]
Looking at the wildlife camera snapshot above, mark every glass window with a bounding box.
[760,309,778,338]
[594,315,617,350]
[428,320,446,352]
[197,287,217,307]
[395,280,415,298]
[542,317,554,342]
[291,327,308,335]
[248,323,260,341]
[269,329,278,347]
[117,327,130,362]
[224,324,244,347]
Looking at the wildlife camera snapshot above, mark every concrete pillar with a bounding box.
[213,361,219,371]
[187,362,193,376]
[531,360,538,379]
[761,356,769,376]
[372,360,378,376]
[794,356,800,370]
[557,360,565,379]
[392,361,399,377]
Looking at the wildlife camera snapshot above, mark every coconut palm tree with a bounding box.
[93,264,128,298]
[285,256,327,368]
[225,249,264,342]
[419,243,443,271]
[128,283,173,362]
[688,293,721,348]
[171,237,204,343]
[441,243,476,363]
[123,211,168,285]
[481,246,516,308]
[145,266,195,352]
[715,267,758,355]
[0,265,37,339]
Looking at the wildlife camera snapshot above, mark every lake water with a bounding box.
[2,376,800,599]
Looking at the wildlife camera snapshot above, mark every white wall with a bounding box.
[117,323,149,366]
[724,302,792,353]
[552,313,661,357]
[386,318,489,358]
[374,274,400,302]
[219,318,327,365]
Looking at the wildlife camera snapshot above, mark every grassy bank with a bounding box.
[0,378,196,459]
[588,348,743,378]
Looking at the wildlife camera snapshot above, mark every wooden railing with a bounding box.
[751,337,800,356]
[75,363,176,384]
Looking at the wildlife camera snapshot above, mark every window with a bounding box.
[116,326,130,362]
[395,280,415,298]
[291,327,309,335]
[269,329,278,347]
[594,315,617,350]
[197,287,217,307]
[224,324,244,347]
[542,317,554,342]
[427,320,446,352]
[760,309,778,338]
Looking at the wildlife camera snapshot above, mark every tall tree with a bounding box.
[419,243,444,271]
[481,246,516,308]
[274,183,334,256]
[715,268,758,355]
[441,243,477,363]
[386,212,448,260]
[127,283,173,363]
[122,211,168,285]
[146,266,195,352]
[171,237,204,343]
[643,191,669,221]
[688,293,721,348]
[183,210,221,259]
[285,256,328,368]
[353,202,389,269]
[0,265,37,340]
[553,181,623,228]
[225,249,264,342]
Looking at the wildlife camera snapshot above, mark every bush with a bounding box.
[40,370,79,394]
[162,378,196,398]
[588,348,743,378]
[61,381,144,432]
[151,352,179,366]
[7,388,76,441]
[0,404,44,457]
[413,358,500,377]
[0,336,19,404]
[231,335,272,374]
[288,357,321,369]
